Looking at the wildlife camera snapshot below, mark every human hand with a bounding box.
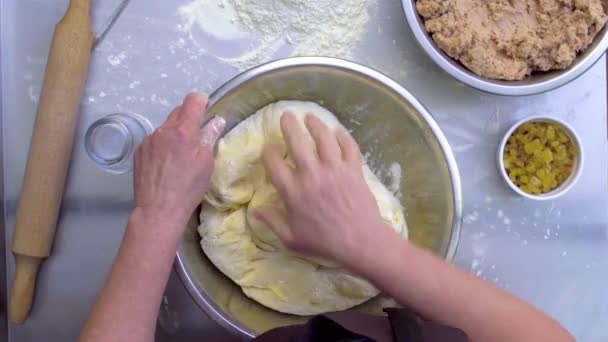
[133,93,225,224]
[255,113,388,266]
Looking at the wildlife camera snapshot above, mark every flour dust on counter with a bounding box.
[177,0,376,70]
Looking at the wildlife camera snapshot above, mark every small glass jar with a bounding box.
[85,113,153,174]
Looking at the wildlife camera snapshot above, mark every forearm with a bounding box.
[352,225,574,342]
[80,208,188,342]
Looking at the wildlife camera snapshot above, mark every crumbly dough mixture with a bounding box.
[199,101,408,316]
[416,0,608,80]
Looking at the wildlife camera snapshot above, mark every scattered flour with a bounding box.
[177,0,376,70]
[128,80,141,89]
[386,162,402,194]
[371,161,404,200]
[27,85,39,104]
[464,211,480,223]
[107,52,127,66]
[452,143,474,153]
[485,105,501,135]
[178,0,246,40]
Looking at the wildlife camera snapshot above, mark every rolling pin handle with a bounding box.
[8,256,43,324]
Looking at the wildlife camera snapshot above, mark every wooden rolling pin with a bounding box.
[9,0,93,324]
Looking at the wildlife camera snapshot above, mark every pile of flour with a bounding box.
[178,0,376,70]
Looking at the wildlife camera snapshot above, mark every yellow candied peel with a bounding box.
[503,121,577,195]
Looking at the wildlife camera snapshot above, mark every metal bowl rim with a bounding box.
[175,56,463,338]
[401,0,608,96]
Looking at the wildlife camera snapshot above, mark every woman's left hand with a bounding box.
[133,92,225,225]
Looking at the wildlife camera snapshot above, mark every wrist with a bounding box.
[116,207,189,275]
[341,221,406,276]
[127,206,193,241]
[134,204,192,225]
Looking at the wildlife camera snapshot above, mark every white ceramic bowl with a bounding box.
[497,116,584,200]
[401,0,608,96]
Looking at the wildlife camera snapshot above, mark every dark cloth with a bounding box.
[254,308,468,342]
[383,308,468,342]
[254,315,373,342]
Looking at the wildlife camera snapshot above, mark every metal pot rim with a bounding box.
[175,57,463,338]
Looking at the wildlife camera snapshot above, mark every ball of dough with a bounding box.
[199,101,407,316]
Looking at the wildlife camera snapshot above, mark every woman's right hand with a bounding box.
[256,114,576,342]
[255,112,394,267]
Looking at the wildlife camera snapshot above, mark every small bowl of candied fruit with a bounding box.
[498,116,583,200]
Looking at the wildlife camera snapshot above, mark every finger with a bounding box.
[280,112,316,171]
[200,116,226,149]
[254,207,293,244]
[132,140,146,196]
[164,105,182,125]
[336,129,362,164]
[305,114,341,163]
[263,144,294,196]
[179,92,209,126]
[133,141,144,177]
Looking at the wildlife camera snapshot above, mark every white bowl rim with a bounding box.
[497,116,584,200]
[401,0,608,96]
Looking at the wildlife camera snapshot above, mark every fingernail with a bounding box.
[210,116,226,134]
[185,92,208,105]
[201,116,226,147]
[196,92,209,105]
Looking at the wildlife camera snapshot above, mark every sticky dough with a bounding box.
[199,101,407,316]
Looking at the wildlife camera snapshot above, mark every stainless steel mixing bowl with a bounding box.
[402,0,608,96]
[175,57,462,338]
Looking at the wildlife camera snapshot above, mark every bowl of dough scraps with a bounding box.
[176,57,462,338]
[402,0,608,95]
